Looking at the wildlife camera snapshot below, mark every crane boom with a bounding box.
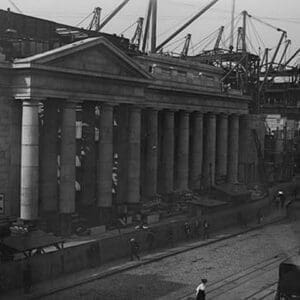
[259,30,286,94]
[278,39,291,68]
[155,0,221,52]
[8,0,22,14]
[281,48,300,69]
[99,0,130,31]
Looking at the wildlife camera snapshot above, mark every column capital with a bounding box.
[16,96,45,103]
[145,106,160,112]
[64,100,78,109]
[164,108,176,114]
[229,113,241,118]
[193,111,204,116]
[178,110,190,115]
[129,105,142,112]
[99,102,117,107]
[206,112,216,119]
[21,101,40,107]
[218,112,229,118]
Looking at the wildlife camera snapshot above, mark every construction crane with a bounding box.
[181,34,191,57]
[277,39,291,68]
[213,26,224,51]
[141,0,152,52]
[88,7,101,31]
[142,0,157,53]
[98,0,130,31]
[236,27,243,52]
[259,30,287,94]
[155,0,221,52]
[131,17,144,49]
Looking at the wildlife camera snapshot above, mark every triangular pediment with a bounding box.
[14,37,152,80]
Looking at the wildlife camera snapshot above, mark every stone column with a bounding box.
[228,114,240,183]
[190,112,203,190]
[203,113,216,189]
[59,101,77,234]
[216,113,228,182]
[81,102,96,207]
[144,108,158,198]
[20,100,40,221]
[161,110,175,193]
[97,103,114,224]
[40,101,58,214]
[127,106,141,205]
[175,111,189,190]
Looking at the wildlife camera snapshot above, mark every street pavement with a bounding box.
[26,215,300,300]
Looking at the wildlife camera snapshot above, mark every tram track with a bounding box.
[177,247,299,300]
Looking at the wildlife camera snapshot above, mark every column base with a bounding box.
[126,203,142,215]
[39,211,60,234]
[98,207,112,225]
[60,213,72,236]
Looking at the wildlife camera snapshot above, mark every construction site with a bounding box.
[0,0,299,294]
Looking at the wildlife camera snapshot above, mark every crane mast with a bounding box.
[181,34,192,57]
[88,7,101,31]
[214,26,224,50]
[131,17,144,49]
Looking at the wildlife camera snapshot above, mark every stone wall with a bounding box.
[0,198,272,292]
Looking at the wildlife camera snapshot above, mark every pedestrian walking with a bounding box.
[278,191,286,209]
[146,229,155,251]
[195,278,207,300]
[184,222,192,239]
[203,220,209,240]
[128,238,140,261]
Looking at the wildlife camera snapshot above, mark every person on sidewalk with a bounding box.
[128,238,140,261]
[196,278,207,300]
[203,220,210,240]
[278,191,286,209]
[184,222,192,240]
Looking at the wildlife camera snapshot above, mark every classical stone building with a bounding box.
[0,36,265,233]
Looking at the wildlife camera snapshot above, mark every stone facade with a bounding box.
[0,37,265,229]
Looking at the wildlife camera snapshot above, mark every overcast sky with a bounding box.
[0,0,299,61]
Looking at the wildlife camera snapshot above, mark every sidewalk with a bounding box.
[4,209,287,300]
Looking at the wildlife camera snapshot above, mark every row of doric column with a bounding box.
[19,99,242,229]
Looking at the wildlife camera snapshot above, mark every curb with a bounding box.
[28,215,286,299]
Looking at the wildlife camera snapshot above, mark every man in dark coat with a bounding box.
[129,238,140,261]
